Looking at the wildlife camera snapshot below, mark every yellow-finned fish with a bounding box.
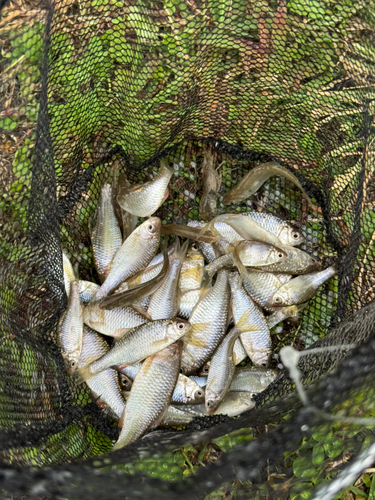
[91,184,123,283]
[229,271,272,367]
[93,217,161,302]
[179,242,205,292]
[57,281,83,374]
[181,270,230,374]
[205,326,241,414]
[117,160,174,217]
[113,340,182,450]
[78,326,126,420]
[222,161,318,210]
[271,266,336,306]
[83,303,147,338]
[75,319,190,383]
[147,238,189,320]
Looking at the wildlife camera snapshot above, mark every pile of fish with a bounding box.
[60,159,335,451]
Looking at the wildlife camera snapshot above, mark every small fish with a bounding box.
[233,338,248,365]
[229,366,278,393]
[205,241,286,277]
[271,266,336,306]
[93,217,161,301]
[119,364,205,405]
[117,160,174,218]
[199,149,221,221]
[222,161,318,210]
[243,212,304,246]
[62,251,76,298]
[78,281,100,304]
[91,184,123,283]
[147,238,188,320]
[78,327,125,420]
[254,246,320,274]
[113,340,182,450]
[202,214,281,246]
[160,405,203,427]
[57,281,83,373]
[188,220,220,262]
[233,252,288,311]
[205,326,242,414]
[111,168,138,240]
[214,391,256,416]
[179,242,205,292]
[161,223,217,243]
[229,271,272,367]
[99,246,170,310]
[266,303,307,329]
[83,303,147,338]
[75,319,190,383]
[181,270,230,374]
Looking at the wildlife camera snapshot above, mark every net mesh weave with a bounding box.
[0,0,375,497]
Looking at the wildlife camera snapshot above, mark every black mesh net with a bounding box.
[0,0,375,498]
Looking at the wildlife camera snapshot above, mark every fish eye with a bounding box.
[310,257,316,263]
[293,232,299,239]
[177,322,185,330]
[203,366,209,373]
[207,401,211,407]
[261,362,267,367]
[278,253,283,258]
[196,390,203,397]
[274,297,281,302]
[148,224,155,232]
[192,243,198,250]
[70,361,75,367]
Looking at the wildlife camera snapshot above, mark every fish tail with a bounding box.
[159,158,175,176]
[173,238,189,260]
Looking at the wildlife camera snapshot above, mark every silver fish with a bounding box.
[76,319,190,383]
[91,184,122,283]
[222,161,318,210]
[57,281,83,374]
[63,251,76,298]
[179,289,202,319]
[93,217,161,301]
[83,303,147,338]
[181,270,230,374]
[186,392,256,417]
[117,160,174,217]
[229,271,272,367]
[243,212,304,246]
[205,241,286,276]
[205,326,242,414]
[272,266,336,306]
[113,340,182,450]
[179,242,205,292]
[160,405,202,427]
[229,366,278,393]
[119,364,204,405]
[78,326,125,420]
[78,281,100,304]
[189,375,207,388]
[254,245,320,274]
[147,239,188,320]
[233,252,288,311]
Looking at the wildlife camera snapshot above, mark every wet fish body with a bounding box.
[229,366,278,393]
[205,326,241,413]
[93,218,161,301]
[113,340,182,450]
[76,319,190,382]
[63,251,76,298]
[255,245,320,274]
[179,289,203,319]
[117,161,174,217]
[78,281,100,304]
[181,270,230,374]
[243,212,304,246]
[272,266,336,306]
[83,303,147,338]
[58,281,83,374]
[179,242,205,292]
[92,184,122,282]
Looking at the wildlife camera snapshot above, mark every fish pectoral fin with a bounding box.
[187,337,208,348]
[236,311,253,331]
[113,328,130,339]
[152,338,169,349]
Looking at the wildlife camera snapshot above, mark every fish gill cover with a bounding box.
[0,0,374,498]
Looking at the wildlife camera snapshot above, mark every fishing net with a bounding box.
[0,0,374,498]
